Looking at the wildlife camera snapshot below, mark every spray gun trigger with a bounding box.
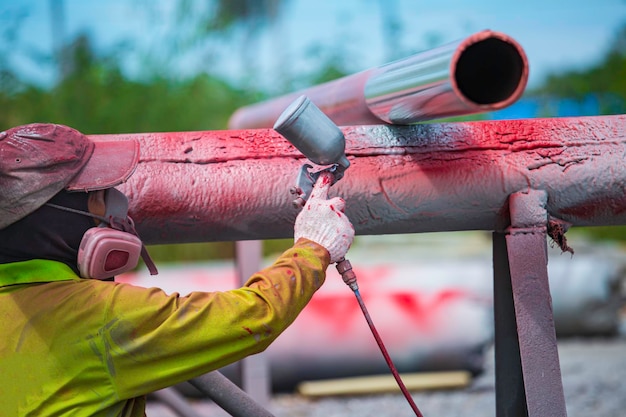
[291,164,314,208]
[292,163,344,208]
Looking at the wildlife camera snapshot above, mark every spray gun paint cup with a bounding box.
[273,95,350,170]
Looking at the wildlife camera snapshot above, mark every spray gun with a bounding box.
[273,95,350,209]
[274,96,424,417]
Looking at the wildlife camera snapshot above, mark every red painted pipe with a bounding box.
[91,114,626,245]
[228,30,529,128]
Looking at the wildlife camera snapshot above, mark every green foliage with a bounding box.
[146,241,236,263]
[0,34,259,134]
[145,238,293,263]
[530,23,626,116]
[570,225,626,244]
[196,0,286,33]
[531,23,626,242]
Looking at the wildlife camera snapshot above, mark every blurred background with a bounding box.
[3,2,626,414]
[1,0,625,261]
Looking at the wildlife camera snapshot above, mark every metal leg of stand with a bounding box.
[189,371,275,417]
[493,231,528,416]
[493,190,567,417]
[235,240,272,407]
[151,387,204,417]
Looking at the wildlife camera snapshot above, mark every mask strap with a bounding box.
[45,200,159,276]
[45,202,107,223]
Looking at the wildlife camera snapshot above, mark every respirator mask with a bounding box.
[47,188,158,280]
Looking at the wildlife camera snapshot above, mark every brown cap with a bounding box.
[0,123,139,229]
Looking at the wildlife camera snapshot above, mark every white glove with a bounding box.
[294,172,355,263]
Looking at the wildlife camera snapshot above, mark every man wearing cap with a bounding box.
[0,123,355,416]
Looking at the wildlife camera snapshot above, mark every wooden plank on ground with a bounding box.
[297,371,472,397]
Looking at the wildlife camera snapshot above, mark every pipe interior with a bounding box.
[454,38,525,105]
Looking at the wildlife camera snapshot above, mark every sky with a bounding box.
[1,0,626,92]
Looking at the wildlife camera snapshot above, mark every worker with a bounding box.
[0,123,355,416]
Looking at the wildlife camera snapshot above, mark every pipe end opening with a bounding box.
[455,38,526,106]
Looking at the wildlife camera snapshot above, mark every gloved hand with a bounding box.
[294,172,355,263]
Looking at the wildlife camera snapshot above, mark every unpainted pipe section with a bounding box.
[188,371,276,417]
[227,30,528,128]
[92,115,626,244]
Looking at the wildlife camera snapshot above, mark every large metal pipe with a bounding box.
[92,114,626,245]
[228,30,529,129]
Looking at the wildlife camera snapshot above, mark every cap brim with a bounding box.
[66,139,140,192]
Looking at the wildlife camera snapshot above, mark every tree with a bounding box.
[533,23,626,243]
[0,33,255,133]
[532,23,626,116]
[171,0,290,89]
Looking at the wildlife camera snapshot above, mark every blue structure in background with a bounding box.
[489,95,602,120]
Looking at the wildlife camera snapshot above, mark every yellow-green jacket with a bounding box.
[0,238,328,416]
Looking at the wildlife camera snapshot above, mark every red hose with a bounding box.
[337,259,424,417]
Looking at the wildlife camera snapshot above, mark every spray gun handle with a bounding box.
[290,163,345,208]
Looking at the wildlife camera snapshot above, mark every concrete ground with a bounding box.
[146,331,626,417]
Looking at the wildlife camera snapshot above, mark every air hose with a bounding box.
[336,258,425,417]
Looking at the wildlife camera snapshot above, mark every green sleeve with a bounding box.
[102,238,329,399]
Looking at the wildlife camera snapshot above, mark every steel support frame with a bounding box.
[234,240,272,407]
[493,190,567,417]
